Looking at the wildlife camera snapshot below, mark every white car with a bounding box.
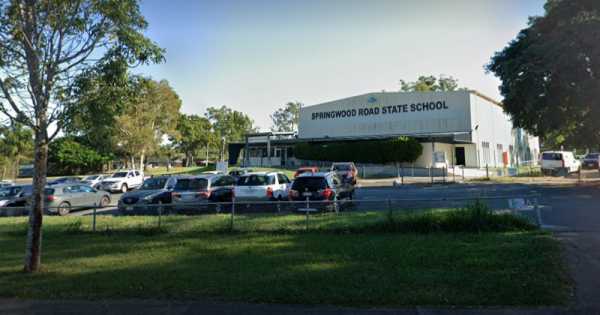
[540,151,581,176]
[81,175,107,189]
[98,170,144,193]
[233,172,291,201]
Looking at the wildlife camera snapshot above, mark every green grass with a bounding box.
[0,212,569,307]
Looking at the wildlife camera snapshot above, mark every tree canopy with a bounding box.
[206,106,256,142]
[172,114,213,166]
[115,78,181,170]
[399,75,463,92]
[487,0,600,148]
[270,102,301,132]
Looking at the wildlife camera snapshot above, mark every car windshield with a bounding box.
[332,164,352,171]
[292,177,328,191]
[112,172,128,178]
[237,175,273,186]
[44,188,55,195]
[174,178,208,191]
[140,177,168,190]
[585,153,599,159]
[83,175,99,180]
[0,187,19,197]
[542,153,563,161]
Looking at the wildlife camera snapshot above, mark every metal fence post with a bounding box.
[486,164,489,180]
[443,167,446,183]
[453,165,456,183]
[92,202,97,233]
[400,166,404,185]
[305,196,310,231]
[462,166,465,181]
[429,167,433,184]
[230,197,235,231]
[157,203,162,229]
[333,193,339,214]
[534,198,542,227]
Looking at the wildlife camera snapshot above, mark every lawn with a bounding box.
[0,212,570,307]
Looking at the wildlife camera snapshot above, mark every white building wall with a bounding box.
[469,93,516,168]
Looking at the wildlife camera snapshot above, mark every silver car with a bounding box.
[43,184,111,216]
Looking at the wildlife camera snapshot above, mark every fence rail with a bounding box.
[0,194,543,231]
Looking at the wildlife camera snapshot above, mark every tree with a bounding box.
[206,106,255,142]
[115,78,181,171]
[487,0,600,149]
[399,75,461,92]
[270,101,301,132]
[172,114,213,167]
[0,0,163,272]
[48,137,109,175]
[63,59,135,159]
[0,122,33,179]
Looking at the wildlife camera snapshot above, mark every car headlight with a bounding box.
[143,194,155,202]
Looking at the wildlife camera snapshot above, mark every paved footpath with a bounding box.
[0,298,590,315]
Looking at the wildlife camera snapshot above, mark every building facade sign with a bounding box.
[299,91,472,139]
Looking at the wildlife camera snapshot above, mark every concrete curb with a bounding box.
[0,299,585,315]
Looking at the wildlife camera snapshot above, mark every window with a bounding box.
[134,171,140,176]
[481,142,491,165]
[277,174,290,184]
[174,178,208,191]
[497,144,503,165]
[80,186,95,193]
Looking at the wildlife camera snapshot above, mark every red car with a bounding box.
[294,166,319,178]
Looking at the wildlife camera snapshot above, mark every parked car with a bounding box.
[330,162,358,184]
[228,168,253,180]
[47,176,82,186]
[171,174,236,212]
[0,185,32,208]
[118,176,178,213]
[81,175,107,189]
[288,172,355,211]
[43,184,111,216]
[234,172,291,201]
[98,170,144,193]
[540,151,581,176]
[0,180,14,188]
[582,153,600,170]
[294,166,319,178]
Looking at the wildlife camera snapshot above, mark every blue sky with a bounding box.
[137,0,546,130]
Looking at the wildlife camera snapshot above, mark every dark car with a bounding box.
[47,177,82,186]
[0,185,32,208]
[118,176,178,214]
[171,174,236,212]
[228,168,253,180]
[582,153,600,170]
[288,172,354,211]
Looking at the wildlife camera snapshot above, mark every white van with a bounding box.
[540,151,581,176]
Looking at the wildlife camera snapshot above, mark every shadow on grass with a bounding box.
[0,228,568,306]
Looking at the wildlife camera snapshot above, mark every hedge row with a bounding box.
[294,137,423,164]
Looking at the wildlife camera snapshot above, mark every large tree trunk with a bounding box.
[24,130,48,273]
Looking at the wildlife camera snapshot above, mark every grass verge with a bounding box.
[0,211,569,307]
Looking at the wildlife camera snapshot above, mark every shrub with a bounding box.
[294,137,422,164]
[348,201,536,234]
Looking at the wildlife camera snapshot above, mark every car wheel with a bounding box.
[99,196,110,208]
[121,184,128,193]
[57,202,70,216]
